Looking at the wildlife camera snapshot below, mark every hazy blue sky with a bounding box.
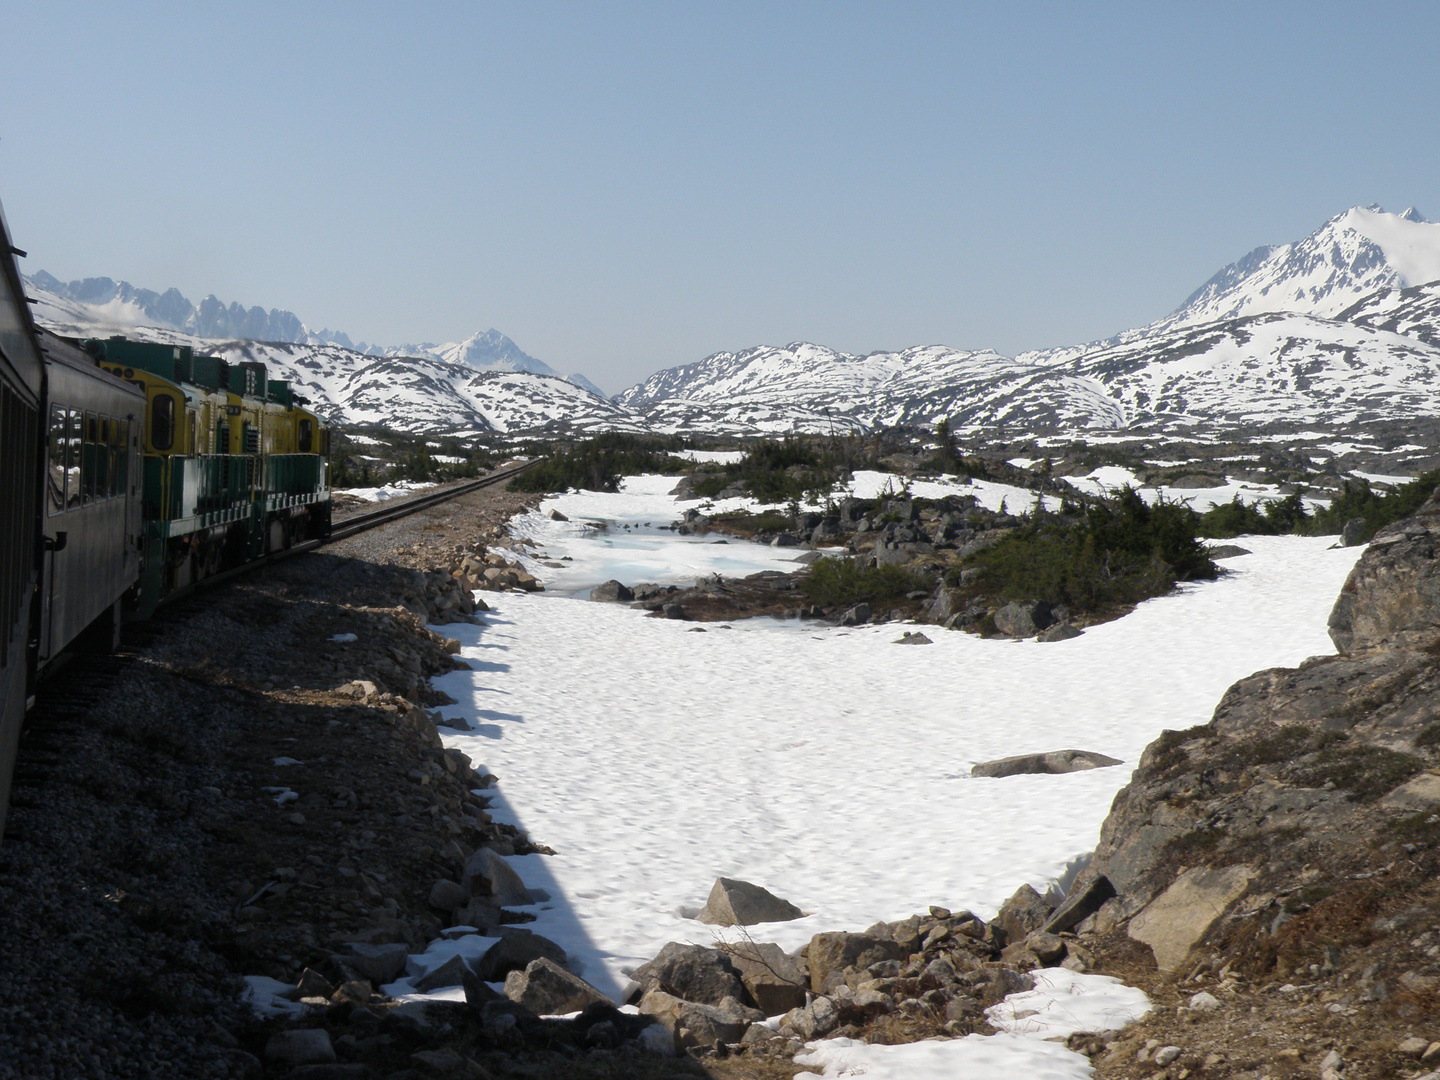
[3,2,1437,391]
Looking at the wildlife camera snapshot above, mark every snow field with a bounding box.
[380,475,1362,1077]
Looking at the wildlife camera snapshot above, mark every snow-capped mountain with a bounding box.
[621,205,1440,434]
[1165,206,1440,326]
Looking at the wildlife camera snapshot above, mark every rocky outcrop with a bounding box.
[1077,485,1440,988]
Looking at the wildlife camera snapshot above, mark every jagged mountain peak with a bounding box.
[1167,205,1440,329]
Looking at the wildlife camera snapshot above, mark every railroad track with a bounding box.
[325,459,535,541]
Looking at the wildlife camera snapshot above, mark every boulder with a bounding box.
[837,603,870,627]
[338,942,409,985]
[412,953,471,993]
[780,995,840,1039]
[461,848,534,908]
[993,600,1055,637]
[893,632,933,645]
[638,990,756,1050]
[504,958,611,1014]
[994,884,1052,945]
[549,509,569,521]
[1036,623,1083,642]
[428,879,467,912]
[1329,490,1440,653]
[1025,931,1067,964]
[264,1030,336,1067]
[723,940,808,1015]
[590,580,635,603]
[1206,544,1253,560]
[807,932,906,994]
[475,930,569,982]
[971,749,1123,778]
[1043,874,1116,935]
[630,942,746,1006]
[695,878,804,927]
[1340,518,1368,547]
[1127,864,1255,973]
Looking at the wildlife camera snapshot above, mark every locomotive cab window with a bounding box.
[298,418,313,453]
[47,404,66,514]
[151,393,176,452]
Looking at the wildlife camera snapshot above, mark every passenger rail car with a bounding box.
[0,194,332,837]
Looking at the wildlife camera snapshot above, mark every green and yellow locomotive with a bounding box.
[81,337,331,618]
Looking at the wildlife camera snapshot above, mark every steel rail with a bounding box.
[324,460,535,542]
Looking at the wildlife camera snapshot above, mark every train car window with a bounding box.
[81,411,97,504]
[298,418,313,453]
[151,393,175,452]
[114,418,130,497]
[108,418,124,498]
[47,404,66,514]
[217,421,230,455]
[96,417,111,499]
[243,422,259,454]
[65,409,82,510]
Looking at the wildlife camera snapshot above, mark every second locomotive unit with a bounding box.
[1,192,333,837]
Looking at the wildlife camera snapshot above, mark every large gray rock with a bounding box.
[1329,489,1440,653]
[994,884,1052,945]
[723,940,808,1015]
[1128,864,1255,973]
[1036,622,1082,642]
[504,958,611,1014]
[461,847,534,907]
[638,990,756,1049]
[590,580,635,602]
[264,1030,336,1066]
[837,602,870,626]
[412,953,471,993]
[476,930,569,982]
[696,878,804,927]
[338,942,409,985]
[971,749,1123,778]
[1043,874,1116,935]
[1341,518,1369,547]
[993,600,1054,637]
[631,942,746,1006]
[807,932,906,994]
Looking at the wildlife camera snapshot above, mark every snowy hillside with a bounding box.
[617,342,1126,434]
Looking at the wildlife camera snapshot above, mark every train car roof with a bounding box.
[39,329,147,402]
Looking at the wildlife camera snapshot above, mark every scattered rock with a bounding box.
[339,942,409,985]
[893,631,933,644]
[1043,875,1116,935]
[638,990,753,1050]
[549,509,569,521]
[695,877,805,927]
[411,953,471,993]
[807,932,907,994]
[1206,544,1253,559]
[995,884,1052,945]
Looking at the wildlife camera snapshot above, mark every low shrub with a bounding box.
[960,488,1216,613]
[508,433,689,493]
[801,556,931,609]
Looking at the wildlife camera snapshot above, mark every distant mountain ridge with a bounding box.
[23,270,605,395]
